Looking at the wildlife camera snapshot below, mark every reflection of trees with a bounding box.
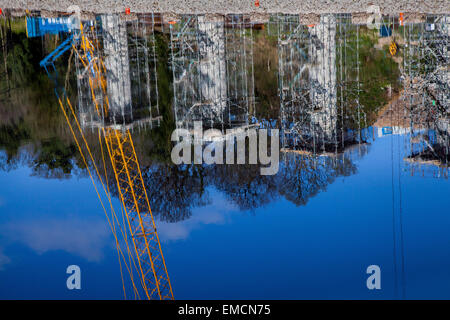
[205,164,279,211]
[141,164,210,222]
[136,147,363,219]
[278,154,357,206]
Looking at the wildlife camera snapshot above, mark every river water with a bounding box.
[0,12,448,299]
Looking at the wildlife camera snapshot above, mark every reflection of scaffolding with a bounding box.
[128,14,161,124]
[169,14,255,132]
[335,14,368,147]
[309,14,337,138]
[102,15,132,123]
[75,18,109,129]
[402,15,449,175]
[226,15,256,128]
[77,14,162,130]
[275,14,367,156]
[405,125,449,176]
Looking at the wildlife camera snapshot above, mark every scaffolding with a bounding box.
[402,14,449,177]
[75,17,109,129]
[273,14,368,158]
[127,13,161,126]
[169,14,255,133]
[77,14,162,131]
[335,14,369,149]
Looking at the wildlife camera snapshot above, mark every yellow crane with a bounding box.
[103,128,173,300]
[40,18,173,300]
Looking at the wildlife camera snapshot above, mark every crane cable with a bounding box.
[394,17,406,299]
[58,96,142,298]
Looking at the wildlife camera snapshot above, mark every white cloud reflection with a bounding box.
[157,194,238,241]
[0,192,238,267]
[0,216,111,262]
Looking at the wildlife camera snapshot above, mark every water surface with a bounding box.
[0,12,448,299]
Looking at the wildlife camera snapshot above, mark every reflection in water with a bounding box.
[278,14,340,151]
[0,10,449,299]
[400,19,449,174]
[141,147,362,221]
[78,14,162,130]
[170,14,256,132]
[37,13,174,300]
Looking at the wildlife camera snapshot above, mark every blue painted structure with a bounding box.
[39,33,79,102]
[379,25,392,37]
[26,17,72,38]
[39,34,76,69]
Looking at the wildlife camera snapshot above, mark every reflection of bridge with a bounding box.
[37,11,450,215]
[166,13,373,157]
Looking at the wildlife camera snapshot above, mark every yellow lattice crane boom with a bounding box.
[103,128,173,300]
[39,18,173,300]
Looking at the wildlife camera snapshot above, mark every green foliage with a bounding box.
[252,27,279,120]
[10,18,26,34]
[6,37,34,86]
[337,26,401,128]
[358,35,400,114]
[0,22,77,173]
[142,32,175,163]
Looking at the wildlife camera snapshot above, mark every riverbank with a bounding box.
[0,0,449,15]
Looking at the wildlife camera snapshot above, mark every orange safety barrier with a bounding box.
[255,0,260,7]
[125,8,131,15]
